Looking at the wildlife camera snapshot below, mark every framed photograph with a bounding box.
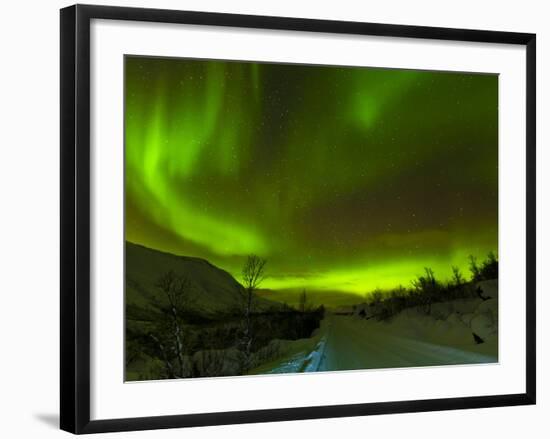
[60,4,536,434]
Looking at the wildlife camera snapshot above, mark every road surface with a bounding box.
[265,314,496,374]
[317,314,496,371]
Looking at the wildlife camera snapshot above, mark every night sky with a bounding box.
[125,56,498,295]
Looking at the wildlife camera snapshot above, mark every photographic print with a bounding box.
[124,56,498,381]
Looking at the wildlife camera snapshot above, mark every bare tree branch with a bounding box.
[239,255,267,372]
[155,270,193,378]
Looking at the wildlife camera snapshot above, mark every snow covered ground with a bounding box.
[258,280,498,374]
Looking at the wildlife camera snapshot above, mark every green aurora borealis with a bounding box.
[125,56,498,297]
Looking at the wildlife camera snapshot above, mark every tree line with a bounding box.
[129,254,324,379]
[362,252,498,320]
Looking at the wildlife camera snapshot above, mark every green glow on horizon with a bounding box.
[125,56,498,295]
[260,246,490,294]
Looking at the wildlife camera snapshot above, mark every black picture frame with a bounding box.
[60,4,536,434]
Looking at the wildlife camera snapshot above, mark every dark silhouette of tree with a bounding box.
[358,253,499,323]
[479,251,498,280]
[299,289,308,313]
[370,288,384,306]
[451,266,465,287]
[150,270,193,378]
[469,252,498,282]
[240,254,267,371]
[412,267,439,315]
[469,255,481,281]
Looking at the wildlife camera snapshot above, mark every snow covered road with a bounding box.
[317,314,497,371]
[264,313,497,374]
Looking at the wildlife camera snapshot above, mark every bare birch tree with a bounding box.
[153,270,193,378]
[240,255,267,371]
[451,266,465,287]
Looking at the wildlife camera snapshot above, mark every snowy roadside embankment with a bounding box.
[249,319,331,375]
[261,337,328,374]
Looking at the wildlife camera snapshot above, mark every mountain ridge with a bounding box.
[125,241,278,316]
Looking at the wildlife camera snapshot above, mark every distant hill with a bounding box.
[126,242,278,316]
